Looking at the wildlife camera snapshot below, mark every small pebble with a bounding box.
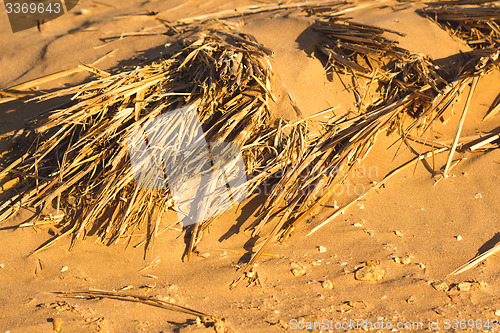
[278,320,289,329]
[393,256,411,265]
[417,263,426,269]
[311,260,321,266]
[431,280,449,292]
[477,281,487,288]
[406,296,416,304]
[495,310,500,316]
[355,266,385,282]
[474,193,482,199]
[318,246,327,253]
[198,252,210,259]
[353,223,363,228]
[332,201,339,209]
[357,203,365,209]
[394,230,404,237]
[456,235,463,241]
[60,266,68,272]
[321,280,333,290]
[52,317,62,332]
[0,264,4,269]
[346,301,357,308]
[291,268,306,277]
[457,281,472,292]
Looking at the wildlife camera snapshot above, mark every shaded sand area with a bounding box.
[0,0,499,332]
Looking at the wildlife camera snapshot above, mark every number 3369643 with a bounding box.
[443,319,498,330]
[5,2,61,14]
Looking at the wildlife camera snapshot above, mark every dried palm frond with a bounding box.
[419,2,500,49]
[0,26,282,257]
[237,14,500,280]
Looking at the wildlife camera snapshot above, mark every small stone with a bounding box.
[311,260,321,266]
[494,310,500,316]
[457,281,472,292]
[0,264,4,269]
[291,268,306,277]
[318,246,327,253]
[474,193,482,199]
[357,203,365,209]
[417,263,426,269]
[431,280,449,292]
[353,223,363,228]
[332,201,339,209]
[393,256,411,265]
[278,320,289,329]
[346,301,358,308]
[52,317,62,332]
[60,266,68,272]
[406,296,416,304]
[321,280,333,290]
[198,252,210,259]
[365,260,380,266]
[214,319,226,333]
[477,280,487,288]
[394,230,404,238]
[195,317,202,326]
[456,235,463,241]
[355,266,385,282]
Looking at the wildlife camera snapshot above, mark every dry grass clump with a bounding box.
[418,0,500,49]
[0,26,282,256]
[236,15,500,279]
[419,0,500,123]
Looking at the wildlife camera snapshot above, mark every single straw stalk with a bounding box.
[443,75,480,178]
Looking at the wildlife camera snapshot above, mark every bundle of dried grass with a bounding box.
[0,26,282,256]
[236,15,499,281]
[419,1,500,49]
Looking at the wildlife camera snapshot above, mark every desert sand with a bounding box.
[0,0,499,332]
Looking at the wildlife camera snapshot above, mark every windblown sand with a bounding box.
[0,0,499,332]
